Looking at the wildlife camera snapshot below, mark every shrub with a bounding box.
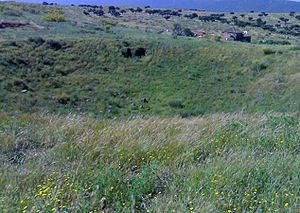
[214,35,222,42]
[289,12,295,17]
[173,23,184,36]
[46,40,62,50]
[169,100,184,109]
[28,37,45,46]
[252,60,268,73]
[57,93,71,105]
[121,48,132,58]
[103,25,111,32]
[99,18,117,26]
[184,28,194,37]
[263,48,276,55]
[44,13,65,22]
[44,8,65,22]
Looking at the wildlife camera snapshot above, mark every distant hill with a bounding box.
[99,0,300,12]
[16,0,300,12]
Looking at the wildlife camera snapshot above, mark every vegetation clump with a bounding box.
[44,8,65,22]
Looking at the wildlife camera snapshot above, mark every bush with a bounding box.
[173,23,184,36]
[121,48,132,58]
[169,100,184,109]
[46,40,62,50]
[28,37,45,46]
[263,48,276,55]
[184,28,194,37]
[103,25,111,32]
[214,35,222,42]
[252,60,268,73]
[44,8,65,22]
[44,13,65,22]
[57,93,71,105]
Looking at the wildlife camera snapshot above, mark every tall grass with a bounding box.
[0,112,299,212]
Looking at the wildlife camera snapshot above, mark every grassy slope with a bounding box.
[1,36,300,117]
[1,3,300,118]
[0,113,300,212]
[2,2,300,44]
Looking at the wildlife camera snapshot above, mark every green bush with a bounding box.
[169,100,184,109]
[183,28,194,37]
[57,93,71,105]
[103,25,111,32]
[44,8,65,22]
[263,48,276,55]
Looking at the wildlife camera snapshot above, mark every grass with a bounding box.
[1,2,300,212]
[1,2,300,44]
[1,4,299,119]
[0,112,299,212]
[0,36,299,117]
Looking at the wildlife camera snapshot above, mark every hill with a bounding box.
[101,0,300,12]
[1,37,300,118]
[17,0,300,12]
[0,2,300,118]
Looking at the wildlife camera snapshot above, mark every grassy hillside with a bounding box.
[1,2,300,44]
[1,112,299,212]
[0,2,300,118]
[1,36,300,117]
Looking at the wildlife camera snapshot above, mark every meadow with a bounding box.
[0,2,300,212]
[1,112,300,212]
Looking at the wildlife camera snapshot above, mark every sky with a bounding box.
[10,0,300,5]
[6,0,300,7]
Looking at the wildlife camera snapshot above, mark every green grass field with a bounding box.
[0,2,300,212]
[1,113,300,212]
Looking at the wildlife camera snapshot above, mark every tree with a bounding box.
[172,23,184,36]
[289,12,295,17]
[184,28,194,37]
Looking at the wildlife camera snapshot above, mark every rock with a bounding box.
[141,97,149,103]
